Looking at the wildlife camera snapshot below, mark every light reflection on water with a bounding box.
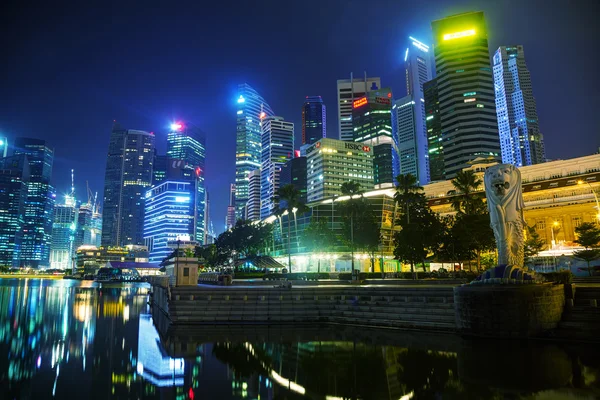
[0,278,599,400]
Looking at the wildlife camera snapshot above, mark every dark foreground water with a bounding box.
[0,279,599,400]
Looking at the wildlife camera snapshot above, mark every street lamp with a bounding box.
[550,221,560,249]
[577,180,600,224]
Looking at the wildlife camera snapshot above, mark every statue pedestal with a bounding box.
[454,283,565,338]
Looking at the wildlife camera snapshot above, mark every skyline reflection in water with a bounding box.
[0,279,599,400]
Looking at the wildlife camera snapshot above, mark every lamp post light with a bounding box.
[550,221,559,249]
[577,180,600,224]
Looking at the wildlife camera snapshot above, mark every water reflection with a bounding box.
[0,279,599,399]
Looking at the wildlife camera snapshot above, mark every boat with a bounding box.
[94,267,145,283]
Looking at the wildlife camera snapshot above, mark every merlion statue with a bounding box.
[484,164,525,267]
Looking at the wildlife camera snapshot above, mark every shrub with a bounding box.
[541,270,573,285]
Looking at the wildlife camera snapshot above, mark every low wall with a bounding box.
[454,283,565,338]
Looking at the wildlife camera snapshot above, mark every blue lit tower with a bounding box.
[493,45,546,166]
[0,155,29,267]
[0,136,7,157]
[302,96,326,145]
[50,190,77,270]
[260,116,294,219]
[393,37,433,185]
[101,123,155,247]
[13,138,56,268]
[235,84,274,220]
[166,122,206,244]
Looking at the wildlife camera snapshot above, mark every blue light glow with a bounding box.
[237,95,245,104]
[175,196,190,203]
[404,48,409,62]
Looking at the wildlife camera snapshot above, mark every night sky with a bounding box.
[1,0,598,234]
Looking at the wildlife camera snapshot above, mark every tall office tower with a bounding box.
[352,87,396,187]
[50,192,77,270]
[0,155,29,267]
[0,137,7,157]
[260,116,294,219]
[204,190,211,244]
[392,96,418,178]
[144,181,197,262]
[430,11,500,178]
[246,169,261,222]
[226,184,236,229]
[101,124,155,247]
[152,152,167,185]
[306,138,374,203]
[302,96,326,145]
[280,155,307,206]
[74,198,102,250]
[235,83,274,220]
[493,45,545,166]
[167,122,206,244]
[337,74,381,141]
[397,36,434,184]
[13,138,56,268]
[424,78,444,181]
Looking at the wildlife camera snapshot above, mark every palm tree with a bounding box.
[340,181,363,275]
[394,174,424,224]
[277,184,307,272]
[450,170,484,215]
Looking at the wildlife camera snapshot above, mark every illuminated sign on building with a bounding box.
[353,97,367,108]
[409,36,429,52]
[344,142,370,152]
[375,97,391,105]
[443,29,476,41]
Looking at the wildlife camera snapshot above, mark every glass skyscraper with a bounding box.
[301,96,326,145]
[74,200,102,250]
[166,122,206,244]
[430,11,500,178]
[0,155,29,267]
[13,138,56,268]
[49,194,77,270]
[235,83,274,220]
[337,74,381,141]
[424,78,444,181]
[493,45,546,166]
[260,116,294,220]
[101,124,155,247]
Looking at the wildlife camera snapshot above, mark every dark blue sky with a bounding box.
[1,0,598,234]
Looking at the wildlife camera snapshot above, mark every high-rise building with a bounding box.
[306,138,374,203]
[167,122,206,244]
[235,83,274,220]
[144,181,197,262]
[50,193,77,270]
[302,96,326,145]
[74,200,102,250]
[280,156,307,207]
[430,11,500,178]
[0,155,29,267]
[424,78,444,181]
[226,184,236,229]
[493,45,546,166]
[152,153,167,186]
[352,87,396,187]
[246,169,261,222]
[260,116,294,219]
[395,36,434,184]
[13,138,56,268]
[101,124,155,247]
[337,74,381,141]
[0,137,7,158]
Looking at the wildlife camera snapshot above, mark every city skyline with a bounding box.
[1,1,599,234]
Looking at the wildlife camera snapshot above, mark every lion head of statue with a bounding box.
[484,164,522,200]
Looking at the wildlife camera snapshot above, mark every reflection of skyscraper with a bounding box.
[101,124,155,247]
[0,155,29,267]
[13,138,56,268]
[302,96,326,145]
[235,84,274,220]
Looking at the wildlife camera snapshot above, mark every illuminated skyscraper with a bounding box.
[302,96,326,145]
[246,169,261,222]
[13,138,56,268]
[226,184,236,229]
[167,122,206,244]
[424,78,444,181]
[0,155,29,267]
[0,136,7,157]
[430,12,500,178]
[152,152,167,186]
[260,116,294,219]
[101,124,154,247]
[493,45,545,166]
[50,193,77,270]
[235,83,274,220]
[337,74,381,141]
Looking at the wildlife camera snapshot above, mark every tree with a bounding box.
[524,225,546,265]
[338,181,365,274]
[276,184,308,273]
[302,217,336,273]
[450,170,486,215]
[573,222,600,276]
[213,220,273,270]
[394,173,423,225]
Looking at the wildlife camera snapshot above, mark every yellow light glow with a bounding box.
[443,29,476,41]
[553,221,560,227]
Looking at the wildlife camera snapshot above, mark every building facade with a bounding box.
[302,96,326,145]
[260,116,294,220]
[280,156,308,207]
[246,169,261,222]
[493,45,545,167]
[143,181,197,263]
[152,153,167,186]
[0,137,7,158]
[392,96,417,179]
[49,194,78,270]
[0,155,29,267]
[352,87,396,187]
[235,84,274,220]
[429,12,500,178]
[337,74,381,141]
[226,184,236,229]
[306,138,374,203]
[13,138,56,268]
[424,78,444,181]
[101,124,155,247]
[74,201,102,250]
